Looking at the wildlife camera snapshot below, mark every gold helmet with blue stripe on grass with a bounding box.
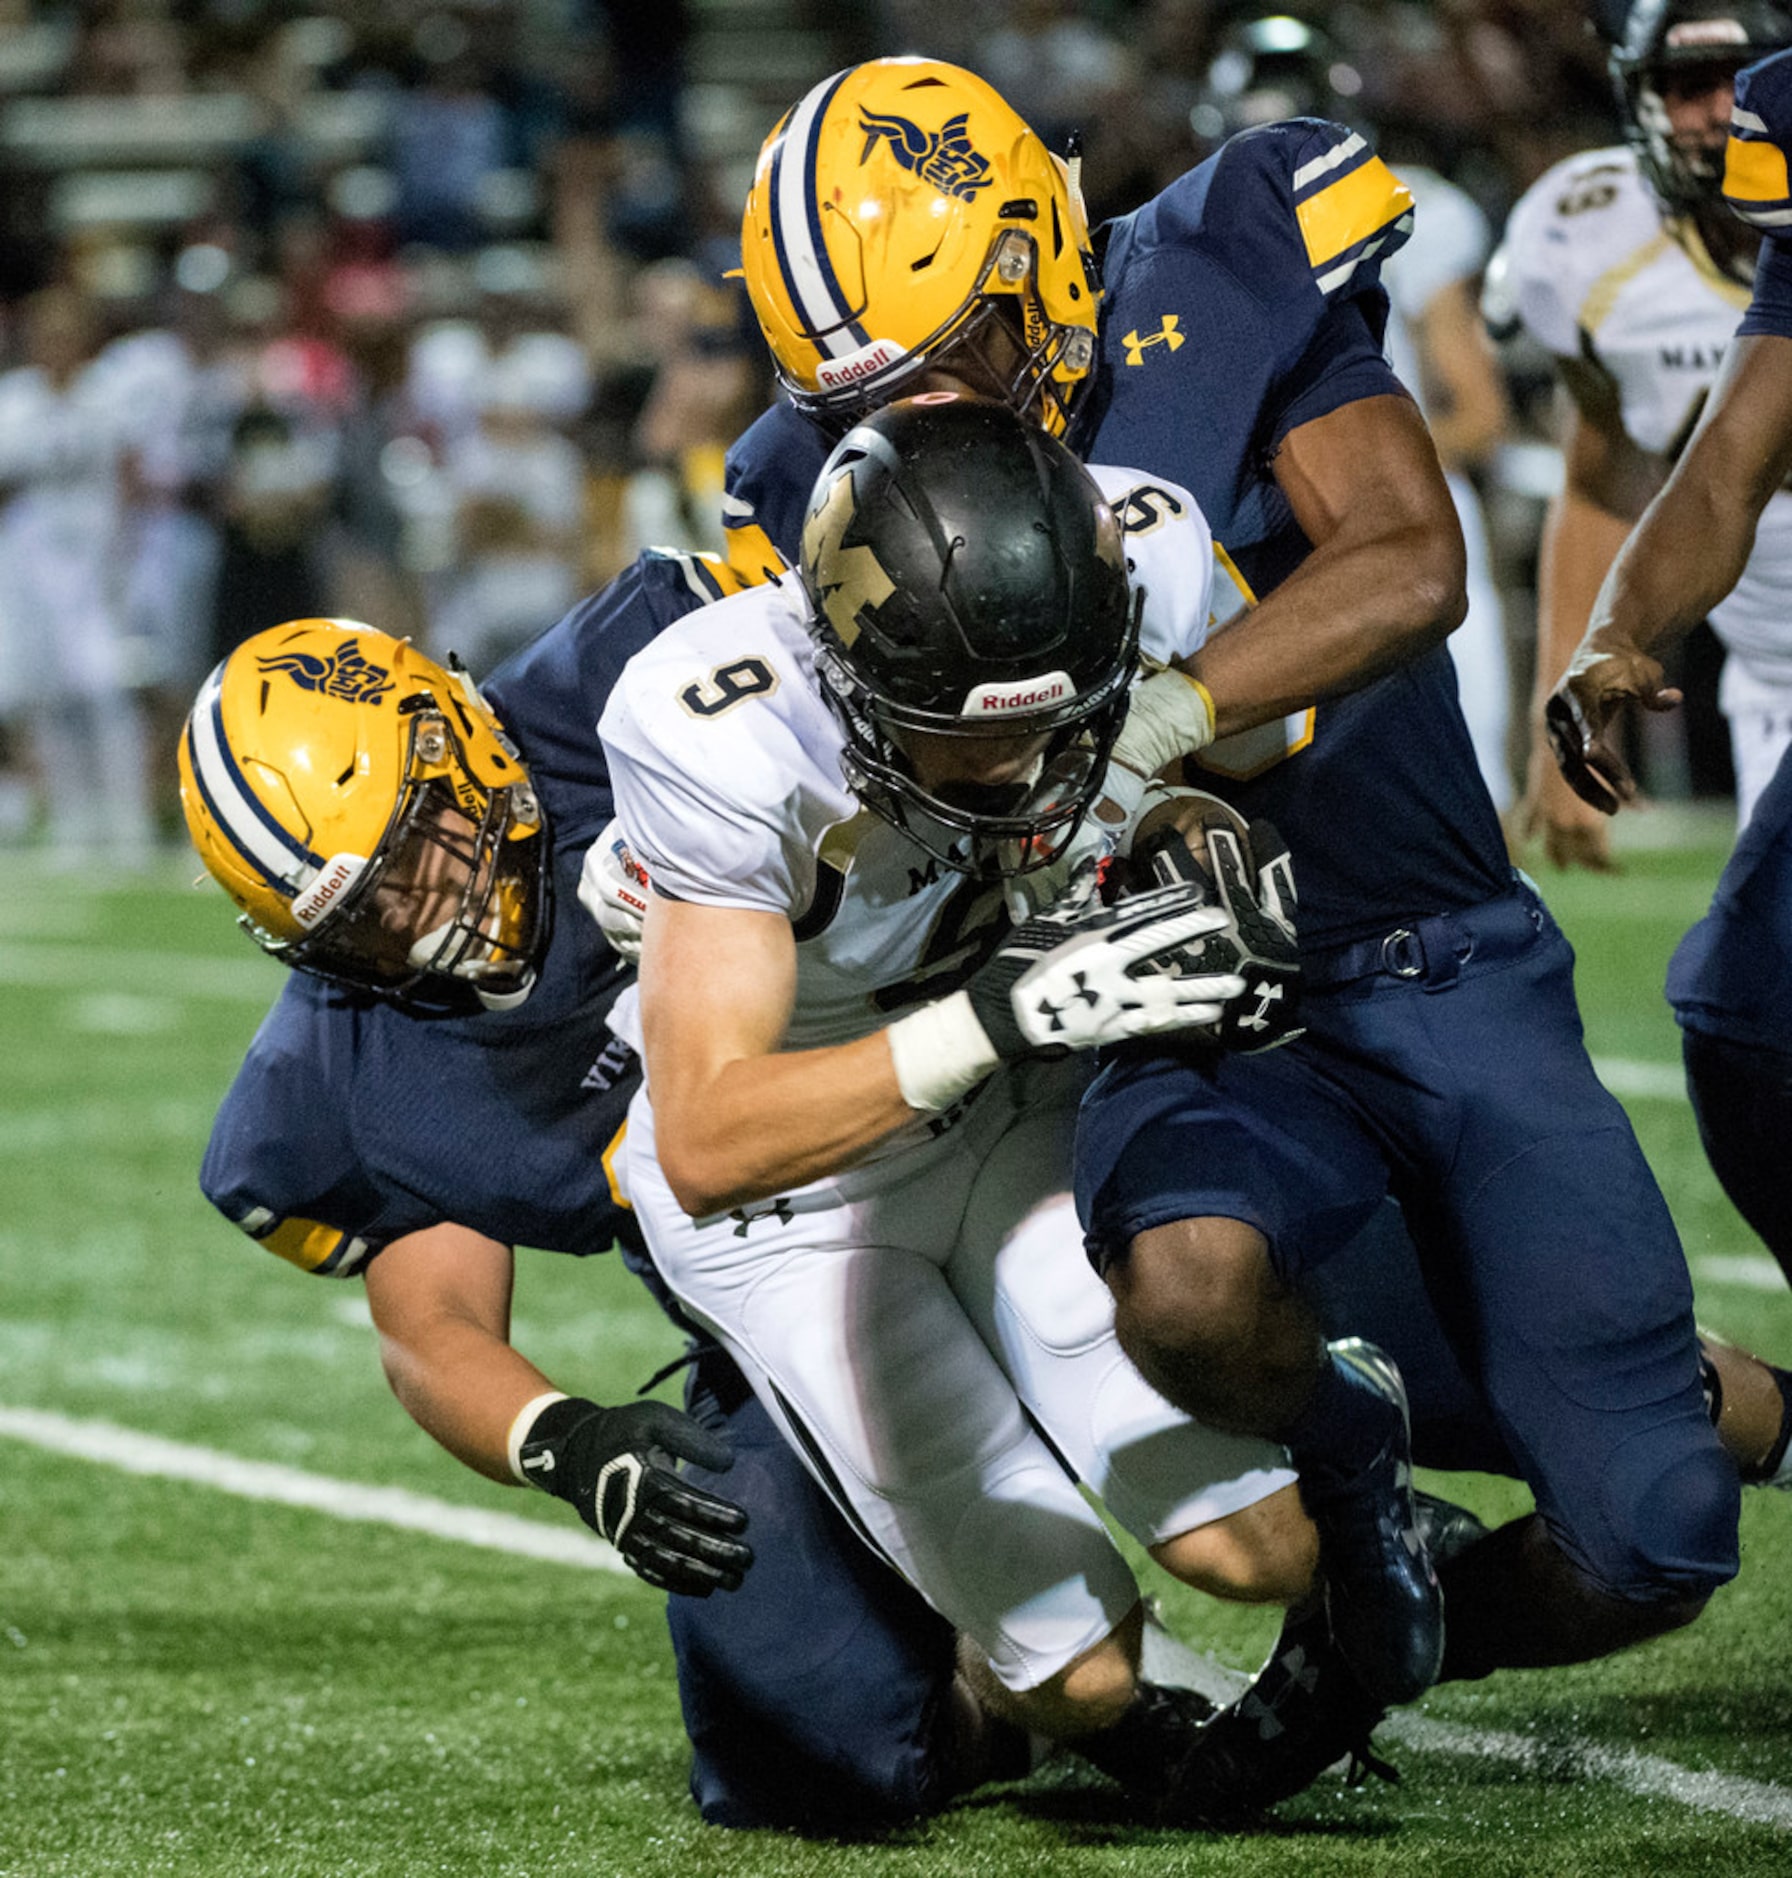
[739,57,1101,437]
[178,620,546,1010]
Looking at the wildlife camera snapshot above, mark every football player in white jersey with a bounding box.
[1498,0,1792,863]
[594,395,1315,1818]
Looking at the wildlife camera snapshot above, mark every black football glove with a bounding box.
[516,1397,754,1596]
[1127,816,1304,1053]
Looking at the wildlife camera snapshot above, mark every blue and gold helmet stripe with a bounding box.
[1291,133,1414,296]
[769,68,871,354]
[186,661,323,894]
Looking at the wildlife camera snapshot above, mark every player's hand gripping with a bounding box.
[1544,642,1682,817]
[516,1396,753,1596]
[1124,815,1304,1053]
[885,864,1246,1111]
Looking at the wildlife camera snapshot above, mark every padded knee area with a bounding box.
[1580,1422,1740,1602]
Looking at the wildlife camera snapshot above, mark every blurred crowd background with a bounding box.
[0,0,1721,860]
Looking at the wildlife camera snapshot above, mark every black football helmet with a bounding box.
[1191,15,1365,145]
[798,395,1140,876]
[1610,1,1792,217]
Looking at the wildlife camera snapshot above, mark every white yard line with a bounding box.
[1386,1713,1792,1830]
[4,1404,1790,1829]
[0,1403,626,1575]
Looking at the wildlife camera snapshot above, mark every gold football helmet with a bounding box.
[740,57,1100,436]
[179,620,546,1007]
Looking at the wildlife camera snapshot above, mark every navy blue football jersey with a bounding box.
[723,120,1513,950]
[200,550,744,1275]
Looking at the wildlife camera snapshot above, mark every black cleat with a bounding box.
[1413,1489,1489,1566]
[1161,1603,1394,1828]
[1301,1339,1444,1707]
[1070,1680,1217,1810]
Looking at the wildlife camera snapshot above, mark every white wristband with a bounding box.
[886,990,1000,1112]
[505,1389,570,1485]
[1111,669,1217,780]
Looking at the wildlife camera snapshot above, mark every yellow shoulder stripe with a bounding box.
[1296,156,1413,270]
[1724,133,1791,205]
[723,521,790,588]
[254,1214,354,1274]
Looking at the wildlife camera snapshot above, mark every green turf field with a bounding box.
[2,824,1789,1876]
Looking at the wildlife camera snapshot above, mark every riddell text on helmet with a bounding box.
[963,673,1074,716]
[815,339,908,389]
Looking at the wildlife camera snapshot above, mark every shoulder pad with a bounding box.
[1210,119,1415,300]
[723,400,832,582]
[1726,50,1792,230]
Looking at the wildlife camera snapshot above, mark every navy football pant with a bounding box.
[667,1344,960,1831]
[1078,884,1740,1605]
[1683,1028,1792,1285]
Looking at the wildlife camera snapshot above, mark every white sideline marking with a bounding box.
[1592,1056,1688,1102]
[5,1407,1791,1830]
[1693,1253,1788,1292]
[1386,1713,1792,1830]
[0,1404,627,1575]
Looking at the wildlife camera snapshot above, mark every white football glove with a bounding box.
[886,864,1245,1111]
[587,821,651,964]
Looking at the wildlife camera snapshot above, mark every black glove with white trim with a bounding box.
[516,1397,753,1596]
[1125,814,1303,1053]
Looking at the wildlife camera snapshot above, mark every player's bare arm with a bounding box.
[1179,394,1467,735]
[1410,276,1510,472]
[1551,332,1792,814]
[1523,353,1664,867]
[364,1222,545,1484]
[639,895,918,1217]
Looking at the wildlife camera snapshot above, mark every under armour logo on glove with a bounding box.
[1123,812,1305,1054]
[516,1397,754,1597]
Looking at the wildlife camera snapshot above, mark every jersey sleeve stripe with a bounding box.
[186,665,323,890]
[249,1212,373,1276]
[1723,132,1792,226]
[1296,157,1415,274]
[1291,130,1369,194]
[722,518,791,585]
[769,68,870,357]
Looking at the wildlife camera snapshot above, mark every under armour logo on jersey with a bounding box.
[258,640,395,704]
[1237,981,1285,1032]
[858,108,992,201]
[1122,316,1185,367]
[731,1197,795,1236]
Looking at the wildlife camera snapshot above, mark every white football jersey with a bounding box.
[1502,146,1792,681]
[597,464,1215,1054]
